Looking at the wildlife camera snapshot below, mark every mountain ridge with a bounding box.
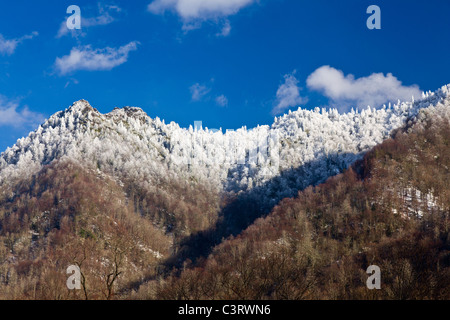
[0,84,449,300]
[1,84,450,205]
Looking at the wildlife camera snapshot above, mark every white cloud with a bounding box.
[56,4,122,38]
[0,36,17,55]
[0,96,45,128]
[215,94,228,107]
[0,32,38,55]
[105,5,122,13]
[149,0,254,19]
[148,0,254,33]
[64,78,79,89]
[216,20,231,37]
[54,42,139,75]
[306,65,422,110]
[272,72,308,115]
[190,83,211,101]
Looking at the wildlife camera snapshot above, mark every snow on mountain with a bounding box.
[1,85,449,207]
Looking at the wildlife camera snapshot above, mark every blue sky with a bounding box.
[1,0,450,151]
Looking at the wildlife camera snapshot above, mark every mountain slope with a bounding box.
[0,84,449,299]
[0,160,171,299]
[155,95,450,300]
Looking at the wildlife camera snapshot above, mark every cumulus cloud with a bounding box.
[148,0,254,34]
[272,72,308,115]
[215,94,228,107]
[56,4,122,38]
[0,96,45,128]
[306,65,422,110]
[0,32,38,55]
[149,0,254,19]
[190,83,211,101]
[54,42,139,75]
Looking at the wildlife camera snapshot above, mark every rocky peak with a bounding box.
[107,106,149,122]
[67,99,98,115]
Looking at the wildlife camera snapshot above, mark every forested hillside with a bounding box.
[0,85,449,299]
[154,100,450,300]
